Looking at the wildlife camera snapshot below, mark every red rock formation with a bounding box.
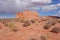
[16,10,40,20]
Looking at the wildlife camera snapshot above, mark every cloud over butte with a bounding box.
[0,0,52,13]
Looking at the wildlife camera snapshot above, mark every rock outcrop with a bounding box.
[16,10,40,20]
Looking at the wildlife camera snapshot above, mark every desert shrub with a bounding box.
[44,19,56,29]
[8,22,14,27]
[30,35,46,40]
[44,25,51,29]
[45,19,55,26]
[31,19,35,23]
[38,21,41,23]
[50,27,60,34]
[5,21,15,28]
[23,20,31,27]
[41,19,56,25]
[5,21,18,32]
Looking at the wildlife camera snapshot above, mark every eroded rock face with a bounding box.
[16,10,40,20]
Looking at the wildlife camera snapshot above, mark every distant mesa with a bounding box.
[16,10,40,19]
[16,10,60,19]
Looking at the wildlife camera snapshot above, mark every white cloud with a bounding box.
[41,3,60,11]
[0,0,52,13]
[32,0,52,4]
[28,7,40,11]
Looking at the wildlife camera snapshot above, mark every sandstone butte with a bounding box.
[0,10,60,40]
[16,10,40,20]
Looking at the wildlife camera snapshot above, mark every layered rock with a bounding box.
[16,10,40,20]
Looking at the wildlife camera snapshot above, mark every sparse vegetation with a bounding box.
[15,18,25,23]
[44,19,56,29]
[23,20,31,27]
[39,21,40,23]
[5,21,18,32]
[46,19,55,26]
[50,27,60,34]
[5,21,14,27]
[44,25,51,29]
[31,19,35,23]
[30,35,46,40]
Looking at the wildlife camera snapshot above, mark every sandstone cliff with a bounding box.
[16,10,40,20]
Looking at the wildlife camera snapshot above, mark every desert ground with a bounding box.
[0,10,60,40]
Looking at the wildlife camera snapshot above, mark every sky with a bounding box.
[0,0,60,18]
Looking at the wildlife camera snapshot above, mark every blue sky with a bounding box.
[0,0,60,18]
[38,0,60,16]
